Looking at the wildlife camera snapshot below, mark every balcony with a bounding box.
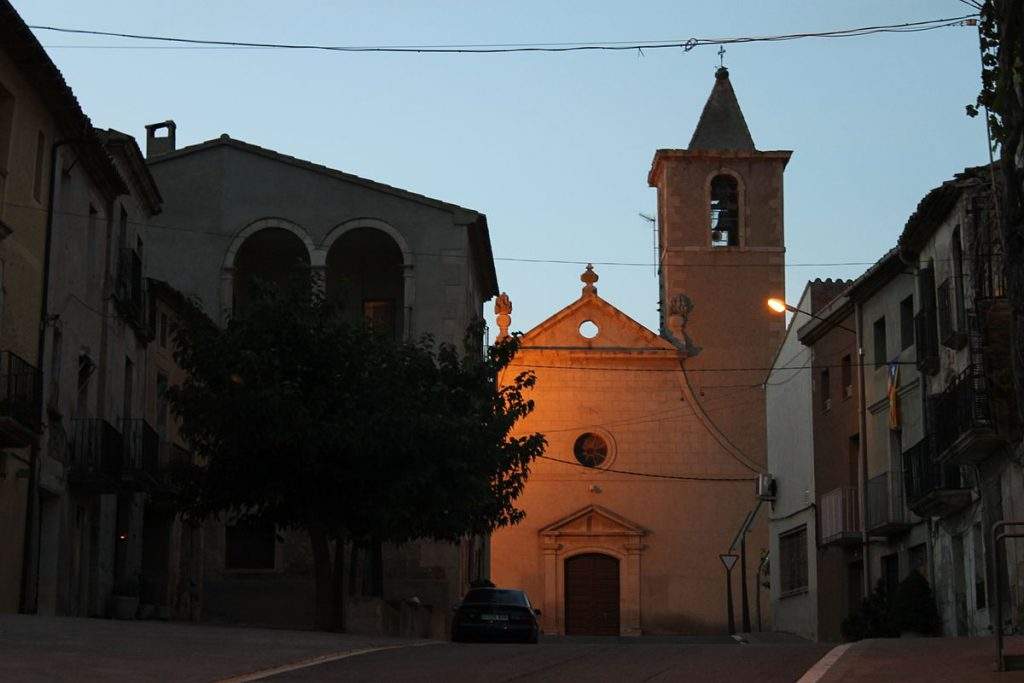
[914,310,940,375]
[866,471,911,537]
[903,437,971,517]
[930,363,1006,466]
[819,486,861,546]
[122,418,159,479]
[68,418,123,491]
[0,351,42,447]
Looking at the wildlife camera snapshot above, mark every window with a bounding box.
[0,83,14,195]
[159,312,169,348]
[76,354,92,418]
[119,206,128,248]
[709,175,739,247]
[156,373,169,439]
[820,368,831,412]
[123,358,133,421]
[841,355,853,399]
[952,227,966,330]
[225,520,276,570]
[899,296,914,351]
[49,328,63,409]
[873,316,887,368]
[848,434,860,485]
[909,543,927,581]
[33,131,45,202]
[973,523,987,610]
[573,433,608,468]
[780,526,808,594]
[363,299,396,339]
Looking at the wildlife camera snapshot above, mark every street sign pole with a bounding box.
[720,553,738,636]
[740,535,751,633]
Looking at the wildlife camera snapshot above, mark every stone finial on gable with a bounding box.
[581,264,598,296]
[494,292,512,342]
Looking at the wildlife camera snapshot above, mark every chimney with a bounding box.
[144,120,176,159]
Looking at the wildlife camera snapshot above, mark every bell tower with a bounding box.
[648,66,791,460]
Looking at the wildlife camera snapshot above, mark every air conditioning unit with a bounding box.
[756,473,776,501]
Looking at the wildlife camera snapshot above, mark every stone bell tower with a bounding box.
[648,66,791,460]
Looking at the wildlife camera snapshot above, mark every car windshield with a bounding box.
[462,589,528,607]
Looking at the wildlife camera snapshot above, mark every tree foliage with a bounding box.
[167,275,545,629]
[968,1,1024,427]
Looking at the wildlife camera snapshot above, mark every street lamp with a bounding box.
[765,297,856,334]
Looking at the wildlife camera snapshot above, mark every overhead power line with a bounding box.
[534,454,756,481]
[29,15,978,53]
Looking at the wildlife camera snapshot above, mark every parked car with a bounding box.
[451,588,541,643]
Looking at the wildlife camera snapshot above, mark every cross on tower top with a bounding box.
[718,46,726,68]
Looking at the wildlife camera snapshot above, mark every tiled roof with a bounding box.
[688,68,756,151]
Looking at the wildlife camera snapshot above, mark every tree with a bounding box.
[168,276,545,630]
[968,1,1024,427]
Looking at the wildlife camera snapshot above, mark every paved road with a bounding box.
[269,636,833,682]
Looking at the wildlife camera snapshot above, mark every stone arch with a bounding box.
[221,218,314,320]
[322,218,414,339]
[703,168,747,248]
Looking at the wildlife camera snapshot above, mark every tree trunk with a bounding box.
[310,526,338,631]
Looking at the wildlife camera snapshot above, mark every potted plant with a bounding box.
[111,577,140,620]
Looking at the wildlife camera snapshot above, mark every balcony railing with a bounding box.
[903,437,971,517]
[820,486,861,545]
[929,363,1004,465]
[68,418,123,488]
[914,310,940,375]
[866,471,910,536]
[122,418,159,477]
[0,350,42,446]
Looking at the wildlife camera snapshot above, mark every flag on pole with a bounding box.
[887,361,901,431]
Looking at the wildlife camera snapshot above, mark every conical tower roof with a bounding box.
[687,67,755,151]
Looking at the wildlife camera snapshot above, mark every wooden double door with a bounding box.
[564,553,620,635]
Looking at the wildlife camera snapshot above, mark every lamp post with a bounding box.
[766,297,856,334]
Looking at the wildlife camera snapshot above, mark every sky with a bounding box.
[18,0,990,333]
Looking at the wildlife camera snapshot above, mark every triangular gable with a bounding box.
[539,505,646,538]
[520,294,679,352]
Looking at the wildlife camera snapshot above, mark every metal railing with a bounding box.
[866,471,908,531]
[68,418,123,478]
[122,418,159,475]
[819,486,860,544]
[0,350,41,433]
[930,363,995,458]
[903,437,964,509]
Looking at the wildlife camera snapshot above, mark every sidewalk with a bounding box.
[819,635,1024,682]
[0,614,428,682]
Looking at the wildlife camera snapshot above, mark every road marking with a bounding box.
[795,642,855,683]
[216,641,442,682]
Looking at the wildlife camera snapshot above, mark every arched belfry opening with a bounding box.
[326,227,405,339]
[232,228,311,315]
[710,174,739,247]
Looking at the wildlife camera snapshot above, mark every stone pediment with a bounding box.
[520,293,679,353]
[539,505,646,538]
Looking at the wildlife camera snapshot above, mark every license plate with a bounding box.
[481,614,509,621]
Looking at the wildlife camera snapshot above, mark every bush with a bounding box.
[842,579,897,641]
[889,570,942,636]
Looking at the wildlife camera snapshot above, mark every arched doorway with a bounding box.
[232,228,310,315]
[326,227,405,339]
[564,553,620,635]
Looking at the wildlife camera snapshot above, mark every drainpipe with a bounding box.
[855,299,870,598]
[20,138,78,612]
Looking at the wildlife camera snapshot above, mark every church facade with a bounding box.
[490,67,790,635]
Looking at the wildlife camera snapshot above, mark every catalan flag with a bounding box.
[888,361,901,431]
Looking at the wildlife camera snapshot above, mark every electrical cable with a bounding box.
[534,453,756,481]
[28,15,978,54]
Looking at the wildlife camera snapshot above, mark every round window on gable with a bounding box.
[579,320,599,339]
[573,432,609,468]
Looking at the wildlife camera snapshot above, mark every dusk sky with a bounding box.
[20,0,988,333]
